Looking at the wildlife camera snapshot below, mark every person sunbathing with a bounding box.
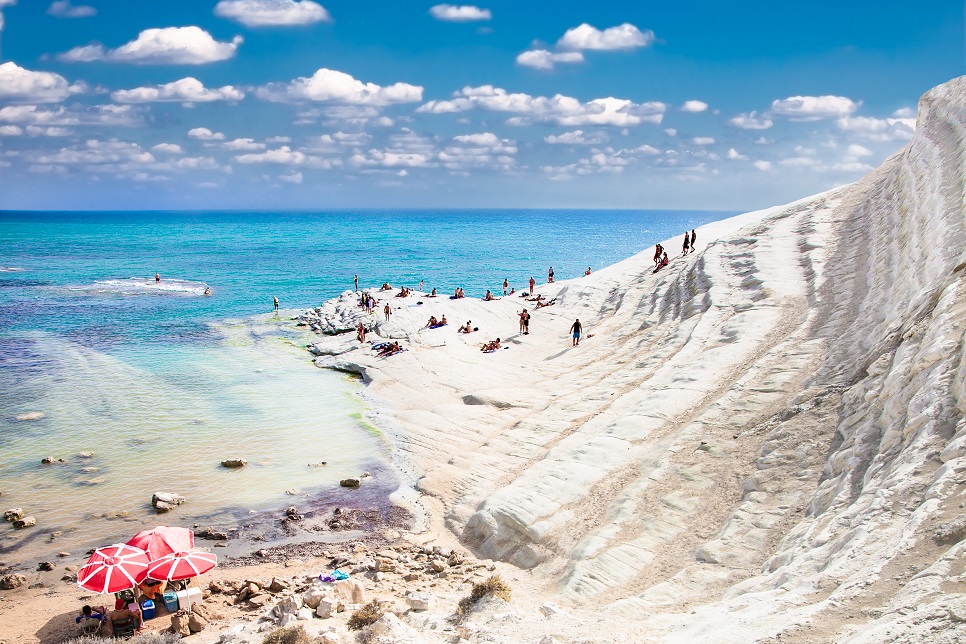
[439,314,447,325]
[397,286,410,297]
[585,267,592,276]
[380,282,392,291]
[535,297,557,308]
[458,320,473,333]
[376,341,402,356]
[426,316,439,327]
[481,338,501,352]
[429,288,437,297]
[484,290,500,301]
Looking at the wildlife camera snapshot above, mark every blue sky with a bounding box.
[0,0,961,210]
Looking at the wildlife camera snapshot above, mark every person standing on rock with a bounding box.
[419,279,424,293]
[519,309,527,333]
[503,278,509,296]
[682,231,690,256]
[690,229,697,253]
[569,318,582,346]
[354,274,358,291]
[384,303,391,321]
[548,266,554,283]
[155,272,160,284]
[273,295,279,314]
[529,276,535,295]
[523,310,530,335]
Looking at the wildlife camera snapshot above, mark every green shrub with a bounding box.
[262,625,314,644]
[347,600,384,631]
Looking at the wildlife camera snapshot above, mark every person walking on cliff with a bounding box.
[690,229,697,253]
[682,231,691,256]
[548,266,555,283]
[569,318,582,346]
[529,276,535,295]
[273,295,279,314]
[384,303,391,321]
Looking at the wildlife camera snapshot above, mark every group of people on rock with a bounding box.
[682,229,697,256]
[453,287,466,299]
[426,314,448,328]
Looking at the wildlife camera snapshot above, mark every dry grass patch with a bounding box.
[262,624,314,644]
[456,574,512,620]
[347,600,385,631]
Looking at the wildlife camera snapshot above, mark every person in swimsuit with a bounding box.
[354,274,358,291]
[690,229,697,253]
[682,231,690,256]
[383,303,391,320]
[155,273,160,284]
[548,266,554,283]
[523,310,530,335]
[503,278,509,296]
[569,318,582,346]
[529,276,535,295]
[273,295,279,313]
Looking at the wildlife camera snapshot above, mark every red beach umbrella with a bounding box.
[126,526,195,562]
[77,544,150,594]
[147,550,217,582]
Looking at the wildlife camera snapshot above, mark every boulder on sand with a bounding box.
[340,478,361,488]
[221,458,247,468]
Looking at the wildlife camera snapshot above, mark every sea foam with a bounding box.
[71,277,209,296]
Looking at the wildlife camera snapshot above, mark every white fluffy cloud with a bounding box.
[680,100,708,113]
[753,160,772,171]
[235,145,333,168]
[0,125,23,135]
[47,1,96,18]
[187,127,225,140]
[112,78,245,103]
[726,148,748,160]
[692,136,715,145]
[544,130,609,145]
[429,4,491,21]
[557,23,653,51]
[516,49,583,70]
[418,86,665,127]
[0,62,84,103]
[60,27,243,64]
[214,0,330,27]
[770,95,860,121]
[836,115,916,142]
[727,111,773,130]
[846,143,873,157]
[258,68,423,105]
[0,104,141,126]
[279,171,304,184]
[31,139,156,167]
[152,143,183,154]
[222,138,266,150]
[439,132,516,170]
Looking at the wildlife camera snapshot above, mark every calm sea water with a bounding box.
[0,209,734,560]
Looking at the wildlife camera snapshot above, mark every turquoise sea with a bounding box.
[0,209,735,560]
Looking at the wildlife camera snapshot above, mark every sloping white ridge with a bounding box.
[305,75,966,642]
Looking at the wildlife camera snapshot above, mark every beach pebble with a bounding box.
[340,478,361,488]
[37,562,54,571]
[3,509,23,522]
[406,591,436,611]
[13,517,36,529]
[0,574,25,590]
[221,458,248,468]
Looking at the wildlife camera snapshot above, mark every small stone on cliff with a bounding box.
[340,478,361,488]
[221,458,247,468]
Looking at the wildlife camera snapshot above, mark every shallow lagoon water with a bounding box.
[0,209,734,560]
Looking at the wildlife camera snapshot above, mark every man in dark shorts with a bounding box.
[273,295,279,313]
[569,318,582,346]
[682,231,690,256]
[523,310,530,335]
[690,229,697,253]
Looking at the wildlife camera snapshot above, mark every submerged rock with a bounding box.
[152,492,186,514]
[221,458,248,468]
[340,478,361,488]
[3,508,23,522]
[14,516,37,529]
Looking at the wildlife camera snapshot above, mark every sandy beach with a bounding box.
[4,75,966,643]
